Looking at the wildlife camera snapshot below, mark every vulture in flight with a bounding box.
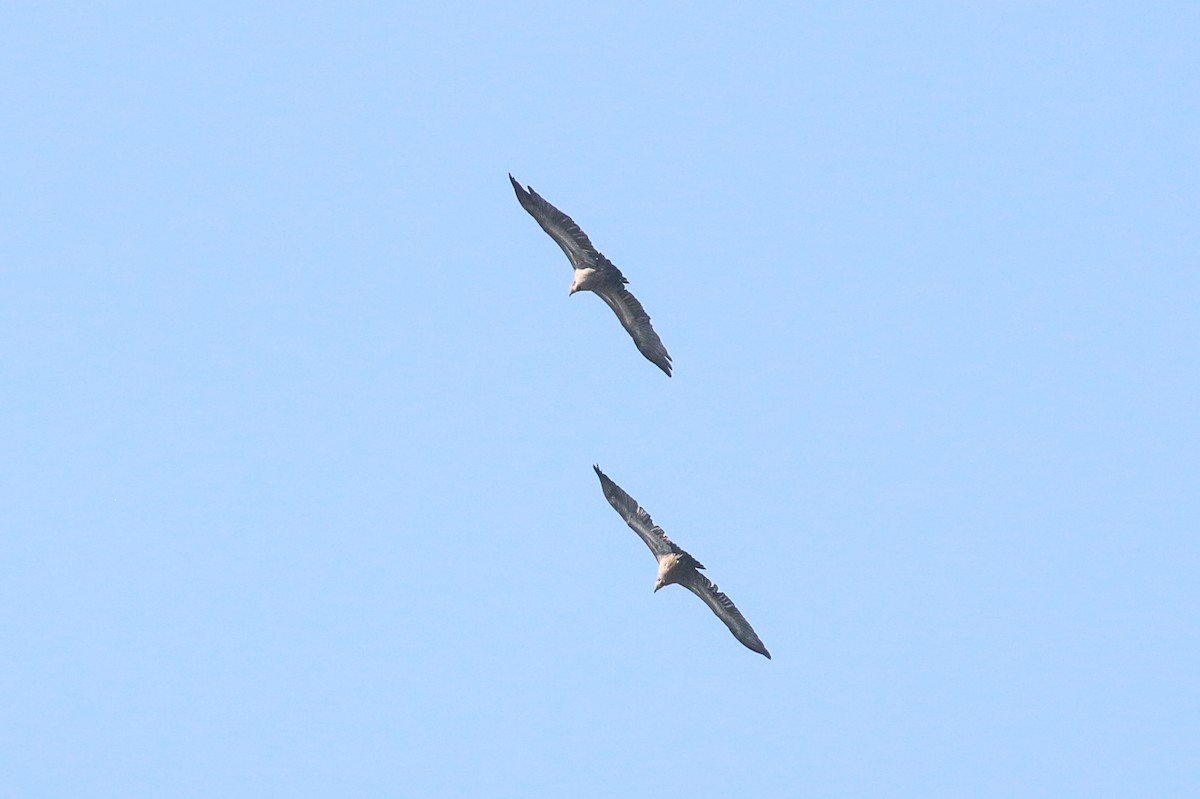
[509,174,673,376]
[593,466,771,658]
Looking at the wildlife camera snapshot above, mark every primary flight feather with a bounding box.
[509,174,673,376]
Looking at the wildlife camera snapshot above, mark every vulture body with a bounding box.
[509,174,672,376]
[593,466,771,658]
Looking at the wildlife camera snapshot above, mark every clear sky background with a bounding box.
[3,2,1197,797]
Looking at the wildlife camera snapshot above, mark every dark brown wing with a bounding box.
[509,174,601,271]
[593,466,694,564]
[678,570,771,658]
[593,285,673,377]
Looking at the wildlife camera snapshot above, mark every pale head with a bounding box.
[654,552,684,593]
[569,266,598,296]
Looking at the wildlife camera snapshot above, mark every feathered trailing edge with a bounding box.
[593,466,771,659]
[594,465,691,562]
[678,571,771,659]
[509,175,672,376]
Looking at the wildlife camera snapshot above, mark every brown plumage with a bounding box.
[593,466,771,658]
[509,174,672,376]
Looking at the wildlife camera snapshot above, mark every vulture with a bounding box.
[509,174,672,376]
[593,466,771,658]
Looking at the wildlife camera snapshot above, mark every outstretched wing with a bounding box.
[593,285,673,377]
[509,174,601,271]
[593,466,693,563]
[678,571,771,658]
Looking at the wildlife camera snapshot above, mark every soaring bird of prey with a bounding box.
[593,466,771,658]
[509,174,673,376]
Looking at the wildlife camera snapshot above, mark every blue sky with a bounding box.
[3,2,1197,796]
